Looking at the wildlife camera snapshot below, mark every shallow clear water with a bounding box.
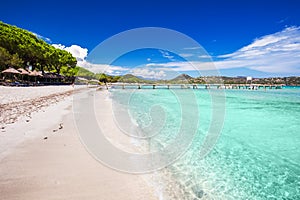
[111,87,300,199]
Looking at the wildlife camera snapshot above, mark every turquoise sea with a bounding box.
[110,86,300,199]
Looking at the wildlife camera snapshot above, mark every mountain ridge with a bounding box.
[76,68,300,85]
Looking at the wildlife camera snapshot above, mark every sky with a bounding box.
[1,0,300,78]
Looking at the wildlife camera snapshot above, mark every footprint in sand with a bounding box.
[53,123,63,132]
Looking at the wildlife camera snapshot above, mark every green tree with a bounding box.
[0,21,77,75]
[10,53,23,68]
[112,75,121,82]
[99,73,108,83]
[61,65,79,77]
[0,46,11,70]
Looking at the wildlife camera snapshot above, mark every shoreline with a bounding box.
[0,86,157,200]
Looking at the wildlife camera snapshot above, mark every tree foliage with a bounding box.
[0,47,11,71]
[98,73,108,83]
[98,73,121,83]
[0,21,77,75]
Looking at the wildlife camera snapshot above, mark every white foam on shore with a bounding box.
[94,89,166,199]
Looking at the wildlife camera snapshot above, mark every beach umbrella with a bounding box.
[2,68,21,74]
[17,68,29,75]
[1,68,20,81]
[17,68,29,82]
[29,70,43,84]
[29,70,42,76]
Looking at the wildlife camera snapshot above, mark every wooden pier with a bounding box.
[110,83,285,90]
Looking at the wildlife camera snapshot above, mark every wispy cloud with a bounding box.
[32,32,52,43]
[146,61,216,72]
[77,60,129,74]
[183,46,201,50]
[198,55,211,59]
[159,50,175,60]
[215,26,300,74]
[179,53,194,58]
[277,17,289,24]
[146,26,300,75]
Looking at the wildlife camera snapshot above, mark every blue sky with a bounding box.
[1,0,300,78]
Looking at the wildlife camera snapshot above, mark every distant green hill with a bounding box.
[169,74,193,83]
[118,74,152,83]
[75,67,120,83]
[76,66,96,79]
[77,70,300,85]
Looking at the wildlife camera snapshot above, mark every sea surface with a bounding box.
[110,86,300,199]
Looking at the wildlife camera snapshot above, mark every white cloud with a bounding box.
[215,26,300,74]
[159,50,174,60]
[146,62,220,73]
[130,68,166,79]
[240,35,288,52]
[198,55,212,59]
[183,46,201,50]
[146,26,300,75]
[77,59,129,75]
[52,44,65,49]
[52,44,127,75]
[52,44,88,61]
[179,53,194,58]
[65,45,88,61]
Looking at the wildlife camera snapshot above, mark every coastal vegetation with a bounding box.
[98,73,300,86]
[0,21,77,76]
[75,66,300,86]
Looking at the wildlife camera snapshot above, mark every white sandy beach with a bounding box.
[0,86,157,200]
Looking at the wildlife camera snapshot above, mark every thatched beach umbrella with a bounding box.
[29,70,42,76]
[2,68,21,74]
[17,68,29,75]
[17,68,29,82]
[1,68,20,81]
[29,70,43,84]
